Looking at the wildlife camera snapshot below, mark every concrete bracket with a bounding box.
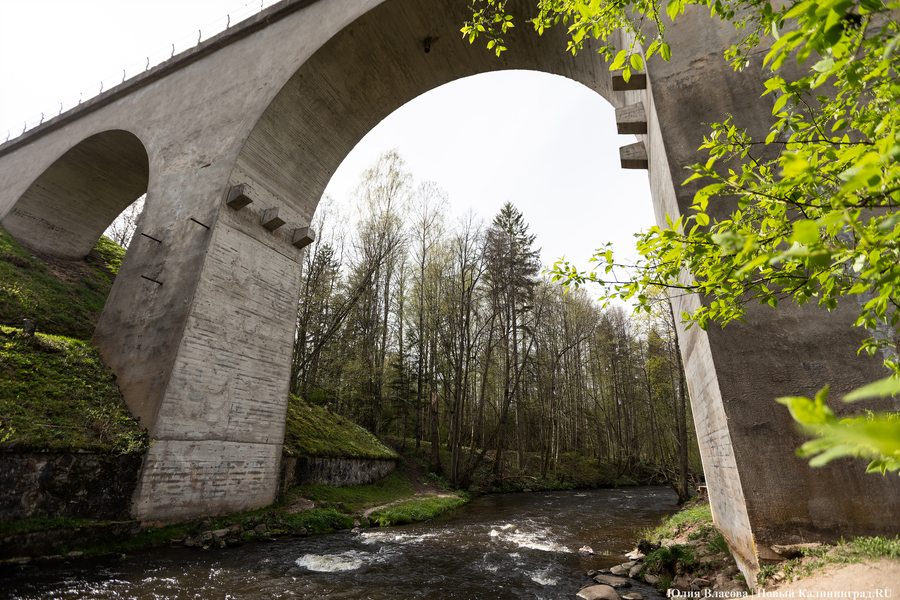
[612,73,647,91]
[615,102,648,135]
[225,184,254,210]
[262,207,286,231]
[292,226,315,249]
[619,141,648,170]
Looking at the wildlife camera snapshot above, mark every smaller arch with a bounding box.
[1,130,149,258]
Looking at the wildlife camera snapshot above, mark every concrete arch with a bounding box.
[1,129,148,258]
[228,0,629,234]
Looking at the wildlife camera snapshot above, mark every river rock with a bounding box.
[593,574,631,589]
[577,584,619,600]
[253,524,268,535]
[622,594,644,600]
[628,564,642,579]
[644,573,659,585]
[66,551,83,559]
[625,549,645,561]
[691,577,711,590]
[578,545,594,555]
[211,529,230,542]
[610,565,628,575]
[292,527,309,537]
[673,575,692,591]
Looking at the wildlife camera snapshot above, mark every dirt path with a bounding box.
[765,559,900,597]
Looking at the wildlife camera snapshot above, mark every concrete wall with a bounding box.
[0,0,898,578]
[280,456,397,492]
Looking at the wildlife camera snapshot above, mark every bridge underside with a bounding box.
[0,0,898,583]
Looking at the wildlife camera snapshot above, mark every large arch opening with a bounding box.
[0,129,149,259]
[227,0,635,240]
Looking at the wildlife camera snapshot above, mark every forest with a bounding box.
[268,149,699,497]
[101,148,702,498]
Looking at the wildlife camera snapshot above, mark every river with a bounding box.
[1,486,678,599]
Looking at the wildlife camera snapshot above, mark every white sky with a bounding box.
[0,0,657,277]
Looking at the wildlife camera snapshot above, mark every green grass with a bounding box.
[0,516,95,538]
[283,397,398,460]
[848,535,900,560]
[644,501,713,542]
[292,469,414,513]
[369,495,469,527]
[280,509,355,532]
[0,326,147,454]
[0,227,122,340]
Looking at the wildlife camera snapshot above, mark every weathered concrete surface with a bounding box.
[280,456,397,492]
[0,0,897,579]
[0,452,142,521]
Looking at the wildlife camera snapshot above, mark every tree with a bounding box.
[465,0,900,474]
[485,202,541,473]
[104,194,145,248]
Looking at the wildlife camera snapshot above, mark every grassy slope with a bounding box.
[0,227,146,454]
[0,227,122,340]
[0,326,147,454]
[283,397,398,460]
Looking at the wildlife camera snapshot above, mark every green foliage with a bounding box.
[0,326,148,454]
[283,395,398,460]
[0,227,121,340]
[644,544,697,574]
[369,495,468,527]
[709,531,730,554]
[461,0,673,81]
[777,383,900,474]
[91,235,126,275]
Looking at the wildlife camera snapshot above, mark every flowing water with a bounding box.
[1,487,678,600]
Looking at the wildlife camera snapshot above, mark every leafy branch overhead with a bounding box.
[465,0,900,473]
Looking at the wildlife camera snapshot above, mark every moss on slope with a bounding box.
[283,396,398,460]
[0,326,147,454]
[0,227,124,340]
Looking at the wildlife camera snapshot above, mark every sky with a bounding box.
[0,0,657,279]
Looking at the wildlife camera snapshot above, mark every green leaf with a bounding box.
[789,220,820,245]
[660,42,671,61]
[844,377,900,402]
[630,53,644,71]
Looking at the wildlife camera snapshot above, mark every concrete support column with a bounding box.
[126,181,305,521]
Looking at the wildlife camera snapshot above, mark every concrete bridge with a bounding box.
[1,0,898,581]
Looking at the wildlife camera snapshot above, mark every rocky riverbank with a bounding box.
[581,497,900,599]
[574,516,751,600]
